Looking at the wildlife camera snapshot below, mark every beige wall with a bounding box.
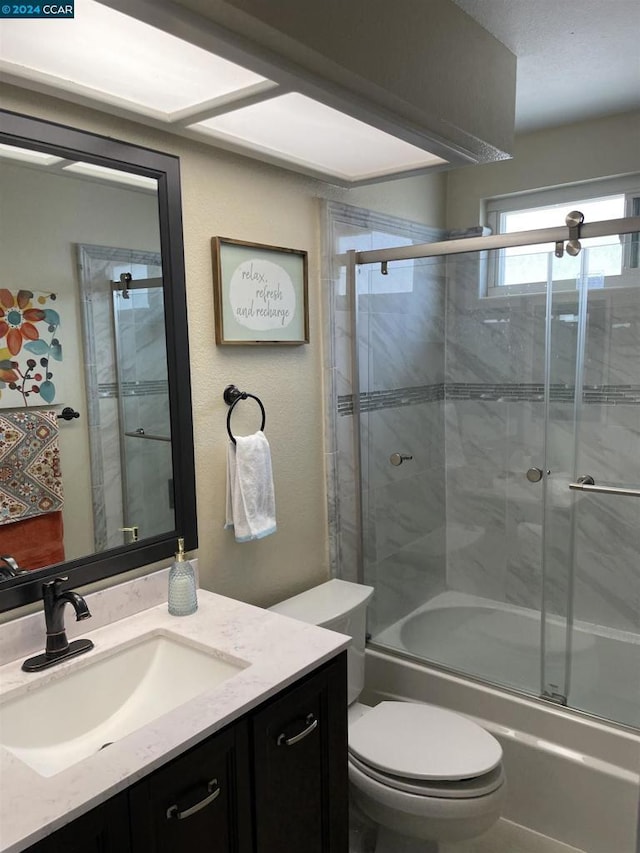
[446,110,640,229]
[1,84,446,609]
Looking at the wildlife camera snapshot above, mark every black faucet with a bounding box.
[22,577,95,672]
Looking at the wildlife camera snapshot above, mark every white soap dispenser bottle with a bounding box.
[168,537,198,616]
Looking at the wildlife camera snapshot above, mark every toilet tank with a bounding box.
[270,579,374,705]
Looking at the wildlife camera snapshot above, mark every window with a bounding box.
[485,176,640,295]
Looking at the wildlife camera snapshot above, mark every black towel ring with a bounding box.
[223,384,266,445]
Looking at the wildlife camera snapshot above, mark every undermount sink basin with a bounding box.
[0,631,248,777]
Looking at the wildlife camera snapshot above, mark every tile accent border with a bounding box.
[339,383,640,415]
[447,383,640,405]
[338,384,444,415]
[581,385,640,405]
[98,380,168,398]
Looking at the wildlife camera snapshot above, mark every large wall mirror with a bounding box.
[0,110,197,612]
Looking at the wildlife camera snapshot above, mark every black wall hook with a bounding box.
[57,407,80,421]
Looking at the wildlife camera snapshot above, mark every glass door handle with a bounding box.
[390,453,413,466]
[119,526,139,542]
[569,476,640,497]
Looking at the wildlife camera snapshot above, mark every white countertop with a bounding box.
[0,587,348,852]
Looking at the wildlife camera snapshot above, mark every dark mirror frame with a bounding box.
[0,110,197,613]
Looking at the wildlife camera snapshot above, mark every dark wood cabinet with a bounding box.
[26,793,130,853]
[129,720,252,853]
[252,656,348,853]
[25,653,347,853]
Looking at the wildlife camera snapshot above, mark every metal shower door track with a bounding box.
[354,215,640,265]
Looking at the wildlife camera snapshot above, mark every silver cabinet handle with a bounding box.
[569,476,640,498]
[390,453,413,467]
[526,467,544,483]
[166,779,220,820]
[277,713,318,747]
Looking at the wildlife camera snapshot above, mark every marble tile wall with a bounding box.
[322,203,447,634]
[444,250,640,635]
[363,400,447,633]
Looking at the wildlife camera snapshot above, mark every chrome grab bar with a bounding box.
[568,475,640,498]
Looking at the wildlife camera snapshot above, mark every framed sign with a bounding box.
[212,237,309,345]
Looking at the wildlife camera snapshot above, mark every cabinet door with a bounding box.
[26,793,130,853]
[252,653,348,853]
[129,721,252,853]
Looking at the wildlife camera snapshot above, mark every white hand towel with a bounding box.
[225,430,276,542]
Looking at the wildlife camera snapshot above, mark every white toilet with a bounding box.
[270,579,506,852]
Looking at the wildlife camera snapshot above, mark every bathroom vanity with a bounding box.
[0,580,349,853]
[26,656,346,852]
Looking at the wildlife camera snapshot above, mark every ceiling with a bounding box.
[2,0,636,183]
[0,0,452,185]
[452,0,640,132]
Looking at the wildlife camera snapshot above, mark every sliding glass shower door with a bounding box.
[544,241,640,725]
[353,222,640,728]
[112,270,174,545]
[357,246,551,699]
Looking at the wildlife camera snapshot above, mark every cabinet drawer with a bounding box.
[129,721,252,853]
[251,654,348,853]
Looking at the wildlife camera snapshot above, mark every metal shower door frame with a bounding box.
[346,213,640,706]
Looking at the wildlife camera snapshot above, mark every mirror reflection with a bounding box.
[0,145,175,577]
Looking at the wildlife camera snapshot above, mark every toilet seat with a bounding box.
[348,753,505,799]
[349,757,506,837]
[348,701,503,794]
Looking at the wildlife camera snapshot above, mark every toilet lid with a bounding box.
[348,702,502,781]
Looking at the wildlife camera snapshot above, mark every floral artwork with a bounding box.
[0,289,63,409]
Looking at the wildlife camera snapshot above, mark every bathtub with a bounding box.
[365,593,640,853]
[373,592,640,728]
